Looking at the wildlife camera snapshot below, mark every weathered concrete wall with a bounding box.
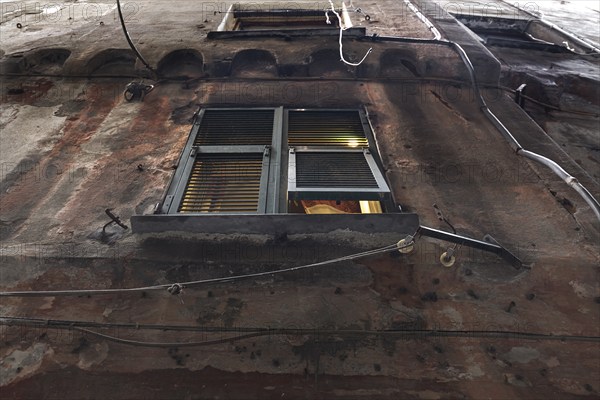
[1,1,599,399]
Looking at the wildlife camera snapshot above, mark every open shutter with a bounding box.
[163,108,279,214]
[178,153,266,213]
[288,148,390,200]
[287,110,369,147]
[195,109,275,145]
[286,109,390,202]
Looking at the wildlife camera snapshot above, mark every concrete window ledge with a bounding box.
[131,213,419,237]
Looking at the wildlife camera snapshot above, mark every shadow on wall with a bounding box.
[230,49,278,78]
[85,48,137,76]
[0,48,71,75]
[308,49,353,78]
[157,49,204,80]
[379,49,421,78]
[23,48,71,75]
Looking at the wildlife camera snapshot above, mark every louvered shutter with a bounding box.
[286,109,390,201]
[178,153,265,213]
[288,148,390,200]
[287,110,369,147]
[195,109,274,145]
[164,108,278,214]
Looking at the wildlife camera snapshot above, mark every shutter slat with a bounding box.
[288,110,369,147]
[178,154,263,213]
[295,152,379,188]
[194,109,274,145]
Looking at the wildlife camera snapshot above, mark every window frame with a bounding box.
[216,3,353,32]
[161,107,284,214]
[287,147,391,201]
[160,107,392,215]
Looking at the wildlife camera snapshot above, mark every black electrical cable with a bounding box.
[2,317,599,348]
[515,94,599,117]
[0,71,468,84]
[2,72,597,118]
[116,0,156,76]
[72,327,271,348]
[0,241,410,298]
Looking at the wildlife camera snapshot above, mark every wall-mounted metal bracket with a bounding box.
[123,82,154,102]
[417,226,524,269]
[515,84,527,108]
[102,208,129,236]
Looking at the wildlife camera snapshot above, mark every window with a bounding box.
[216,3,353,32]
[159,108,392,215]
[285,109,390,214]
[161,108,282,214]
[288,149,390,199]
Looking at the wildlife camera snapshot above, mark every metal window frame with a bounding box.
[287,147,391,201]
[161,107,283,215]
[284,108,390,203]
[215,4,353,32]
[284,108,379,146]
[169,146,272,214]
[160,107,392,213]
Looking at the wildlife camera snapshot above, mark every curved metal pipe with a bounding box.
[402,0,442,40]
[519,150,600,221]
[397,0,600,223]
[451,40,600,222]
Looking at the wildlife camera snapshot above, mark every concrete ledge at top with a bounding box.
[131,213,420,236]
[207,27,366,39]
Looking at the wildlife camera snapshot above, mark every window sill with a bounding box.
[131,212,419,236]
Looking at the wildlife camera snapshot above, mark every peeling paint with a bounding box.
[1,343,52,386]
[77,342,109,370]
[503,347,541,364]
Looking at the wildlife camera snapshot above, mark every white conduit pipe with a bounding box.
[403,0,442,40]
[400,0,600,223]
[329,1,373,66]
